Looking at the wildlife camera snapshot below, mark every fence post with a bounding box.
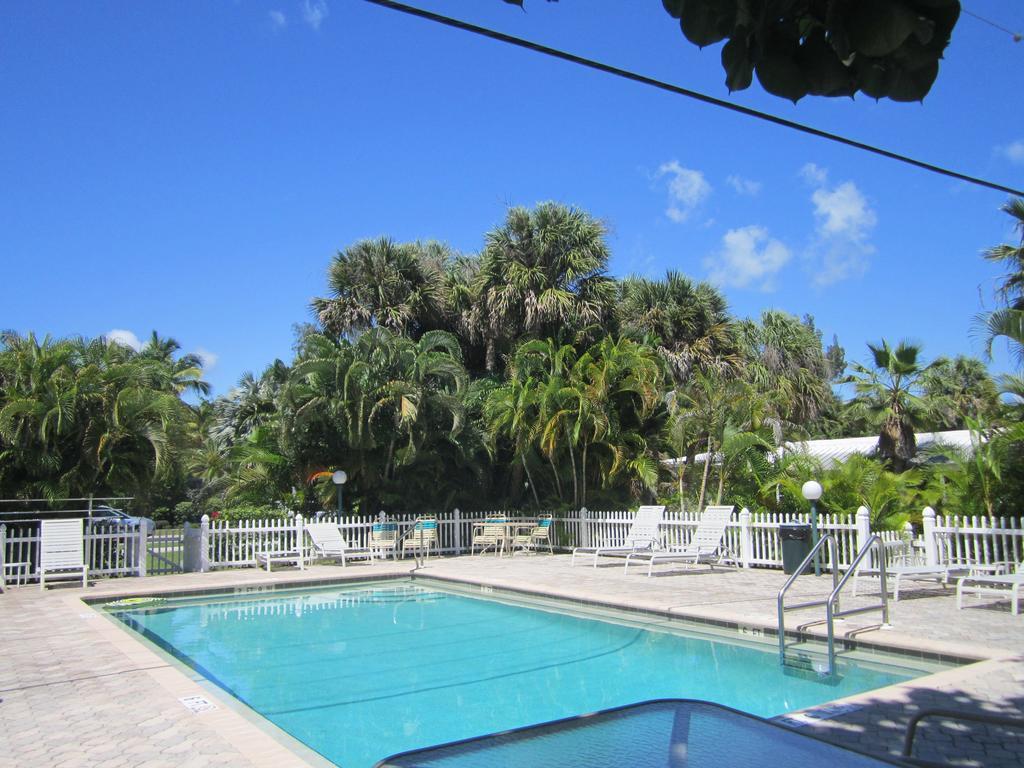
[580,507,590,549]
[296,514,304,568]
[137,522,148,578]
[200,515,211,573]
[855,506,871,555]
[922,506,937,566]
[739,507,752,568]
[453,508,462,554]
[1,523,6,590]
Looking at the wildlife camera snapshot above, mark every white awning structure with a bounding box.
[664,429,977,469]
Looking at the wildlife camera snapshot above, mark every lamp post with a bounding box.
[332,470,347,517]
[801,480,823,576]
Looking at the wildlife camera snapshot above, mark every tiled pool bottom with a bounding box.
[107,579,952,768]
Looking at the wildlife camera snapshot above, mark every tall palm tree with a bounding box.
[617,271,740,383]
[984,198,1024,310]
[739,311,833,433]
[919,355,999,430]
[473,203,616,373]
[312,238,447,339]
[846,339,931,472]
[977,199,1024,368]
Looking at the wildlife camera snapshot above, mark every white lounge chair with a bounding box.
[39,519,88,589]
[851,541,999,601]
[571,505,665,567]
[305,522,372,567]
[957,565,1023,615]
[624,505,735,576]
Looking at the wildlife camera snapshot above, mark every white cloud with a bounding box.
[726,174,762,196]
[705,225,792,291]
[803,168,877,286]
[269,10,287,28]
[195,348,219,371]
[302,0,328,30]
[999,140,1024,165]
[107,329,143,351]
[656,161,711,223]
[800,162,828,186]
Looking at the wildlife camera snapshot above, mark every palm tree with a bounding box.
[0,332,194,500]
[846,339,931,472]
[474,203,616,373]
[977,198,1024,368]
[919,355,999,430]
[983,198,1024,310]
[617,271,740,383]
[312,238,447,339]
[138,331,210,396]
[738,311,833,432]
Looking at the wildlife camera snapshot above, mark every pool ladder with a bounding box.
[777,534,891,675]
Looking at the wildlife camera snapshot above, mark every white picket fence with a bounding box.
[2,506,1021,585]
[0,518,146,584]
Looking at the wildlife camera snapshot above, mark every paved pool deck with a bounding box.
[1,554,1021,767]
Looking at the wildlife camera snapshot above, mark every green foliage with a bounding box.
[215,504,288,522]
[7,200,1022,524]
[662,0,959,102]
[845,338,932,471]
[0,330,205,502]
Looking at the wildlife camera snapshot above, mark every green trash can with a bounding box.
[780,523,812,575]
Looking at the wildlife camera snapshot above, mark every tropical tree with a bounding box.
[312,238,448,339]
[281,328,477,513]
[472,203,616,373]
[738,311,834,434]
[0,331,199,503]
[617,271,740,383]
[845,339,932,472]
[919,355,999,430]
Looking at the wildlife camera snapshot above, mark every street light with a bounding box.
[332,470,347,517]
[801,479,823,576]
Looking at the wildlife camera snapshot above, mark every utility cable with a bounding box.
[362,0,1024,198]
[962,7,1022,43]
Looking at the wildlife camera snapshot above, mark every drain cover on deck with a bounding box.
[180,695,218,714]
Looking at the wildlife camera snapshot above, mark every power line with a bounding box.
[962,7,1022,43]
[361,0,1024,198]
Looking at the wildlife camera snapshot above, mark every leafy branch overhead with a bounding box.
[505,0,961,103]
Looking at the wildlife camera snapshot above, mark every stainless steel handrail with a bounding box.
[778,533,892,674]
[777,534,839,663]
[824,534,891,668]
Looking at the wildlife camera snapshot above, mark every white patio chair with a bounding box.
[39,519,88,590]
[510,515,554,555]
[851,534,999,601]
[370,521,400,560]
[956,564,1023,616]
[624,505,735,576]
[471,515,507,555]
[402,517,439,559]
[571,506,665,567]
[305,522,372,567]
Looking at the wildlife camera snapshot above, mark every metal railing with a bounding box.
[777,534,891,674]
[777,534,839,665]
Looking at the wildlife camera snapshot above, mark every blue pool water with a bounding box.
[112,581,930,768]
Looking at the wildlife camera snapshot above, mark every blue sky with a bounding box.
[3,1,1023,396]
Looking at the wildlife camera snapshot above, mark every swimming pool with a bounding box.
[109,579,946,768]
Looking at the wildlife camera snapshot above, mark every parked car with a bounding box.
[89,505,155,534]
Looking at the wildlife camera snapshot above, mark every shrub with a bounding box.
[216,504,289,523]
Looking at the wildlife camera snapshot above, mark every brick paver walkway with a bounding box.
[1,555,1020,767]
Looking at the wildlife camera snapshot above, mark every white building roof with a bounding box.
[665,430,976,469]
